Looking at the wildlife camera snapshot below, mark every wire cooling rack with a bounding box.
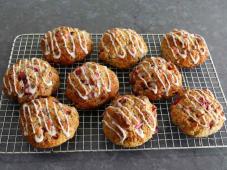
[0,33,227,153]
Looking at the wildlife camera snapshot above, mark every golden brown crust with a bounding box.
[3,58,60,104]
[170,89,225,137]
[99,28,148,69]
[19,97,79,149]
[40,26,93,65]
[103,95,158,148]
[161,29,209,68]
[130,57,183,100]
[66,62,119,109]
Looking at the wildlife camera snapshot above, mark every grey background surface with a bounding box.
[0,0,227,169]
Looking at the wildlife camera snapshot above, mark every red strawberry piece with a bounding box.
[47,119,52,130]
[75,68,82,76]
[18,71,26,81]
[22,78,28,84]
[152,105,157,112]
[52,133,59,139]
[89,78,95,85]
[66,110,71,115]
[88,92,95,98]
[199,97,210,110]
[209,120,215,129]
[167,64,174,70]
[155,127,158,133]
[135,122,143,129]
[42,127,47,133]
[81,79,88,85]
[119,97,127,105]
[33,66,39,72]
[198,97,204,103]
[24,87,31,95]
[172,46,178,54]
[94,72,100,79]
[173,97,181,105]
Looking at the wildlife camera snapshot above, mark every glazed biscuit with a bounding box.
[3,58,60,104]
[19,97,79,149]
[102,95,158,148]
[40,26,93,65]
[161,29,209,68]
[130,57,183,100]
[171,89,225,137]
[66,62,119,109]
[99,28,148,69]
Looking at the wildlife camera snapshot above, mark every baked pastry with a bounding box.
[102,95,158,148]
[19,97,79,149]
[99,28,148,69]
[3,58,60,104]
[170,89,225,137]
[161,29,209,68]
[66,62,119,109]
[40,26,93,65]
[130,56,183,100]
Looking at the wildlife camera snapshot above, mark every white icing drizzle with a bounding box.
[54,103,70,137]
[43,34,50,55]
[135,57,180,96]
[75,29,88,54]
[49,30,61,59]
[44,99,57,136]
[24,59,37,96]
[101,28,146,59]
[103,96,157,144]
[43,27,89,59]
[164,29,207,64]
[103,119,125,142]
[22,103,44,143]
[68,62,112,100]
[177,90,225,128]
[106,113,127,144]
[21,98,71,143]
[62,27,76,58]
[4,58,53,98]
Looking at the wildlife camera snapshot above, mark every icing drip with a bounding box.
[49,30,61,59]
[164,29,207,64]
[3,69,13,95]
[21,98,71,143]
[61,27,76,58]
[4,58,53,98]
[103,96,157,144]
[43,27,89,59]
[75,30,88,54]
[101,28,146,59]
[135,57,180,95]
[68,62,112,100]
[177,90,224,128]
[54,103,70,137]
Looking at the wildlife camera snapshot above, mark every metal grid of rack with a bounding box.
[0,33,227,153]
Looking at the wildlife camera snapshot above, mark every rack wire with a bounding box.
[0,33,227,153]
